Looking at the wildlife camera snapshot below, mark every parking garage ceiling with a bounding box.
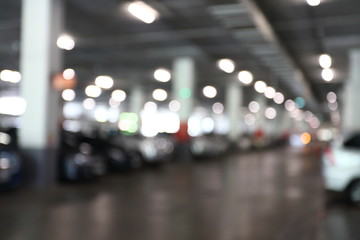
[0,0,359,118]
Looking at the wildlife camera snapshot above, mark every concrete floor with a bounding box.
[0,146,359,240]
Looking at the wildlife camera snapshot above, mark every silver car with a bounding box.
[322,133,360,204]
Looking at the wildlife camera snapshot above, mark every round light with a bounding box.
[309,117,320,129]
[265,107,277,119]
[322,68,334,82]
[212,102,224,114]
[319,54,332,69]
[328,102,338,111]
[0,70,21,83]
[307,0,321,6]
[273,92,284,104]
[248,101,260,113]
[244,113,256,126]
[95,75,114,89]
[285,99,296,111]
[295,97,306,108]
[203,86,217,98]
[264,87,276,99]
[61,89,76,101]
[169,100,180,112]
[202,117,215,133]
[152,89,167,101]
[301,132,312,145]
[83,98,96,110]
[109,98,121,108]
[85,85,102,98]
[57,35,75,50]
[144,101,158,111]
[111,90,126,102]
[154,68,171,82]
[327,92,337,103]
[238,70,253,85]
[217,59,235,73]
[254,81,267,93]
[95,107,108,123]
[63,68,75,80]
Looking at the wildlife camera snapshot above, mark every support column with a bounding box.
[343,49,360,135]
[129,86,144,133]
[19,0,63,187]
[172,57,195,141]
[226,81,242,143]
[255,94,266,131]
[129,86,145,117]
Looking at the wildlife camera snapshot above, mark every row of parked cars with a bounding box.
[59,129,176,181]
[0,127,292,188]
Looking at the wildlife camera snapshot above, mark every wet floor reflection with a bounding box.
[0,147,359,240]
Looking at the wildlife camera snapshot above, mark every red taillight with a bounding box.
[324,146,335,166]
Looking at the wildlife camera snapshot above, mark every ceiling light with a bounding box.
[57,35,75,50]
[212,102,224,114]
[95,75,114,89]
[264,87,276,99]
[169,100,180,112]
[273,92,285,104]
[154,68,171,82]
[254,81,267,93]
[0,70,21,83]
[306,0,321,6]
[203,86,217,98]
[62,89,76,101]
[248,101,260,113]
[285,99,296,112]
[144,101,158,111]
[109,98,121,108]
[111,90,127,102]
[326,92,337,103]
[152,89,167,101]
[265,107,277,120]
[83,98,96,110]
[127,1,159,24]
[217,59,235,73]
[319,54,332,68]
[85,85,102,98]
[322,68,334,81]
[244,113,256,126]
[328,102,338,111]
[63,69,75,80]
[238,70,253,85]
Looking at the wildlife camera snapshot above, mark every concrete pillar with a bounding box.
[19,0,63,187]
[226,81,242,142]
[129,86,145,117]
[172,58,195,161]
[255,94,266,131]
[129,86,144,133]
[173,58,195,123]
[343,49,360,135]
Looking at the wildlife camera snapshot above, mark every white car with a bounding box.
[322,133,360,204]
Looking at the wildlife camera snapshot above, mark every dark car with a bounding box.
[0,128,21,191]
[58,130,107,182]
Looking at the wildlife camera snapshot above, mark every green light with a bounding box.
[180,88,191,99]
[295,97,306,109]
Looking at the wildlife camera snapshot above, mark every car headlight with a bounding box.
[0,157,10,170]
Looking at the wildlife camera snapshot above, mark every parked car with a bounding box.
[105,133,143,170]
[190,134,229,158]
[58,130,107,182]
[120,133,175,166]
[322,133,360,204]
[0,128,21,190]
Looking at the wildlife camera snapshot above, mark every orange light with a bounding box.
[301,132,311,145]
